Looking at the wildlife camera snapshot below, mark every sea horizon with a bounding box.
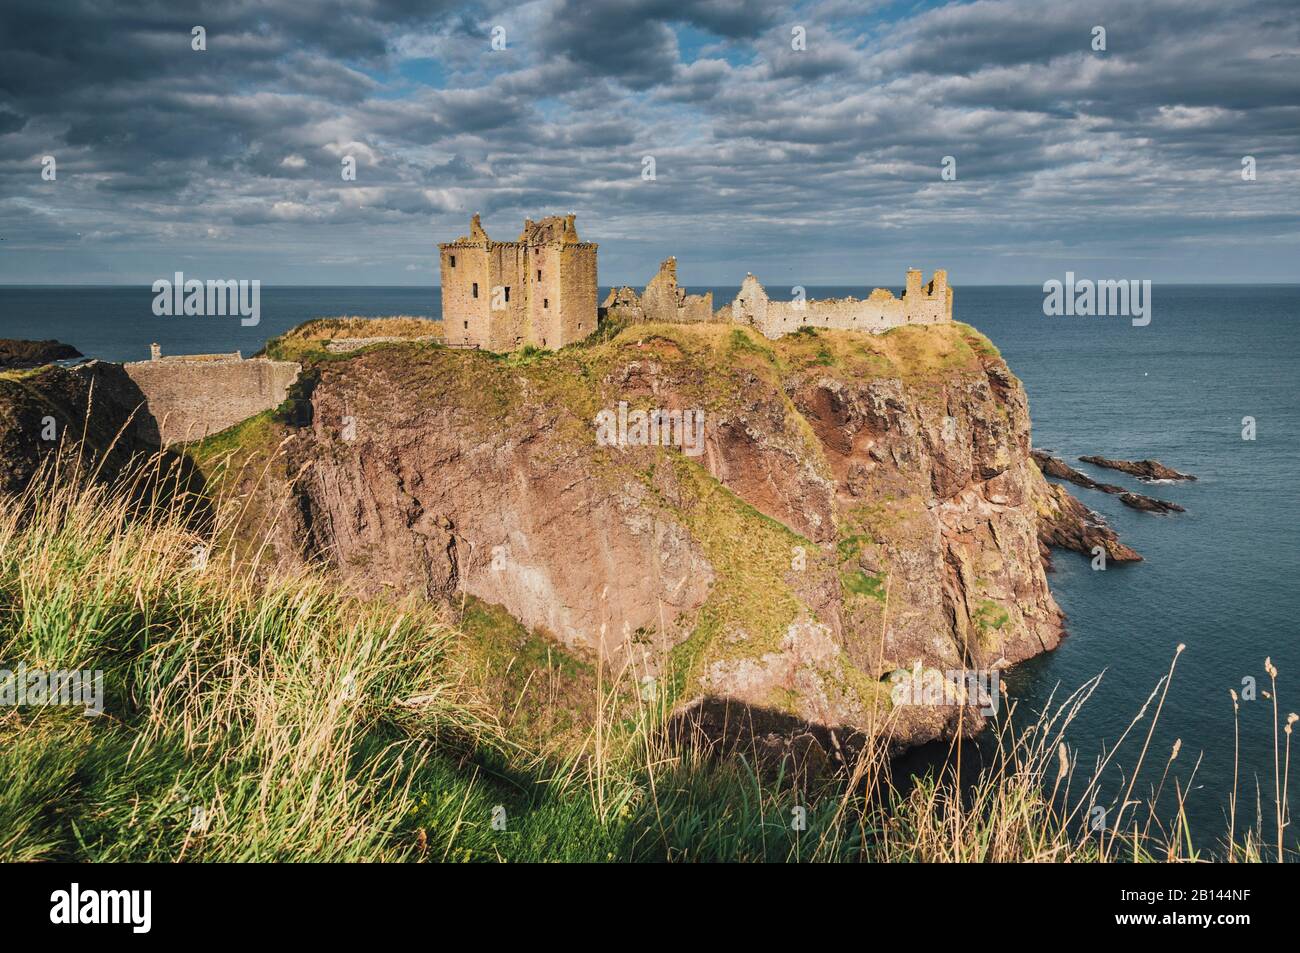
[4,281,1300,289]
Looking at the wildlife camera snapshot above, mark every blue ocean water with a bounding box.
[2,282,1297,849]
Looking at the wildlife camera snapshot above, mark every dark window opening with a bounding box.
[537,270,542,281]
[543,298,549,309]
[463,321,468,329]
[449,255,456,267]
[472,282,479,298]
[504,286,510,302]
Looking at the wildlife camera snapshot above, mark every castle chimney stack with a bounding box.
[905,268,923,299]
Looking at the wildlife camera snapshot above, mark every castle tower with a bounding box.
[438,214,598,351]
[904,268,924,300]
[929,269,948,298]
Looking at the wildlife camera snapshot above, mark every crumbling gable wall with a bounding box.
[601,257,717,325]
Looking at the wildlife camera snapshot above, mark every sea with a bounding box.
[2,282,1297,851]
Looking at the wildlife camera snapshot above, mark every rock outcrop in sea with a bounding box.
[1078,455,1196,482]
[1032,449,1185,514]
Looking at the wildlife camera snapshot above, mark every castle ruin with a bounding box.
[438,214,952,351]
[724,269,952,339]
[438,214,598,351]
[602,257,716,326]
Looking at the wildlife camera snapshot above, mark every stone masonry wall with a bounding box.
[439,214,597,351]
[602,257,719,325]
[124,357,300,445]
[730,270,952,339]
[557,243,598,344]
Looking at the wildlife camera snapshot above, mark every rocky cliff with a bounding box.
[1,322,1126,758]
[186,320,1078,754]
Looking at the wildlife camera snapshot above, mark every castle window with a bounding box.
[472,282,479,298]
[463,321,468,329]
[543,298,549,309]
[449,255,456,268]
[504,286,511,302]
[537,270,542,281]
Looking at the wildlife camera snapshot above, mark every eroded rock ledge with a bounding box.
[1079,455,1196,482]
[1032,449,1185,514]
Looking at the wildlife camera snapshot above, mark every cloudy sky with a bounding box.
[1,0,1297,287]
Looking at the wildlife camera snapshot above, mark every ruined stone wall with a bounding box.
[641,257,714,324]
[732,270,952,340]
[123,357,300,445]
[603,257,719,326]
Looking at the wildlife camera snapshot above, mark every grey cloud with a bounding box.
[0,0,1296,285]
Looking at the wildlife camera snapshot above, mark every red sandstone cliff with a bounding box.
[197,321,1074,753]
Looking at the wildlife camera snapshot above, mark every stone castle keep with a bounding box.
[438,214,952,351]
[438,214,599,351]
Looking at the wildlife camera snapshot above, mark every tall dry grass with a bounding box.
[0,446,494,861]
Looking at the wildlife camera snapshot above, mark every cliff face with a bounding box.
[211,321,1065,752]
[0,322,1087,754]
[0,360,159,493]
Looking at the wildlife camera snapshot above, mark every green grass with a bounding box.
[841,569,887,602]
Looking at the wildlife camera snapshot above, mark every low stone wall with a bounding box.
[124,357,300,444]
[325,335,440,353]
